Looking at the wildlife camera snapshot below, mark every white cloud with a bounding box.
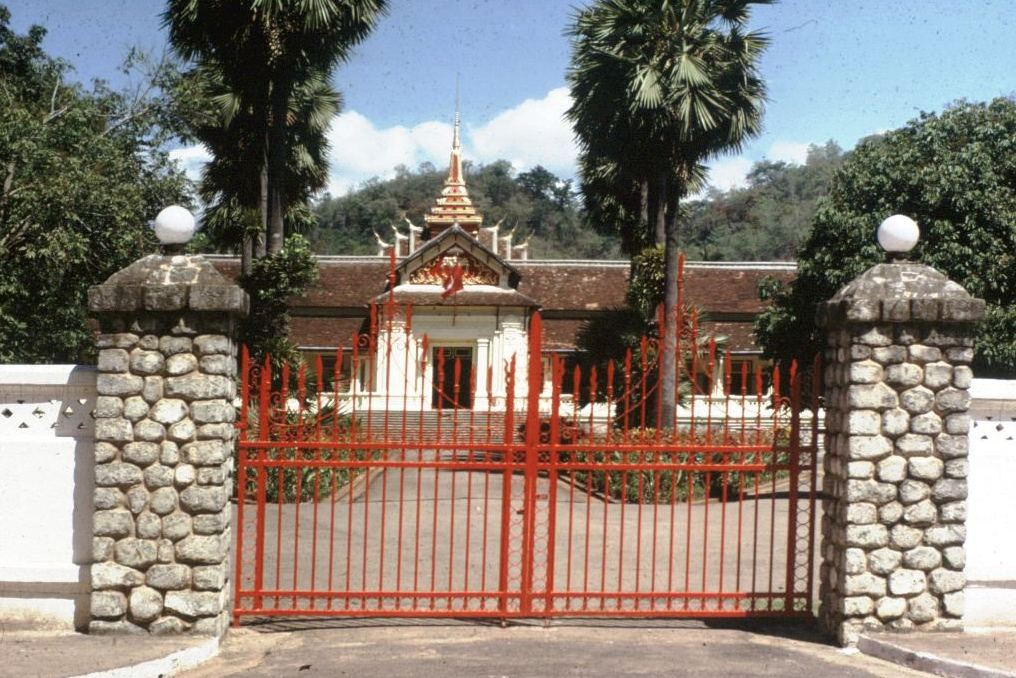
[705,156,753,192]
[325,113,453,194]
[169,144,211,183]
[167,88,582,196]
[767,140,810,165]
[468,87,577,175]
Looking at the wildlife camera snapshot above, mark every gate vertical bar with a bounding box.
[784,361,802,612]
[520,311,543,614]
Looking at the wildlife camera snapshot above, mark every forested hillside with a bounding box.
[310,141,846,261]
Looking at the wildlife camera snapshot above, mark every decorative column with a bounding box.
[86,208,247,635]
[818,216,985,645]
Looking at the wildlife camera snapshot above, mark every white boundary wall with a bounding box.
[966,378,1016,626]
[0,365,95,629]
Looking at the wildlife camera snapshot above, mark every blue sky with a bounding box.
[8,0,1016,194]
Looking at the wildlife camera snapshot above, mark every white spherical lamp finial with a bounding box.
[153,205,196,245]
[877,214,919,258]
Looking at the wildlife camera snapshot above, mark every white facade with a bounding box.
[0,365,96,629]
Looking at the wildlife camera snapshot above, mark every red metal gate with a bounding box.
[233,286,820,622]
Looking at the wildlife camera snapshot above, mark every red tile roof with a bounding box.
[209,257,795,353]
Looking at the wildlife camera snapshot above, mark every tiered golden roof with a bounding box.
[423,106,483,237]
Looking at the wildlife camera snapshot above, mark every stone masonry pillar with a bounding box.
[87,253,247,635]
[818,261,985,645]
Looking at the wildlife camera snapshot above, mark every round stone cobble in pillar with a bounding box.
[817,262,984,645]
[87,253,247,635]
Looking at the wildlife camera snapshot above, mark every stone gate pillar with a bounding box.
[87,235,247,635]
[818,237,985,645]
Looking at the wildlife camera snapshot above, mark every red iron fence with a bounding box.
[233,289,821,622]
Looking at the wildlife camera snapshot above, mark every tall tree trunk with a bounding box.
[651,173,666,247]
[659,170,682,430]
[241,234,253,276]
[266,82,289,256]
[257,148,269,258]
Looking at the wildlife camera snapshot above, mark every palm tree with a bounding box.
[191,64,339,271]
[567,0,769,428]
[163,0,387,256]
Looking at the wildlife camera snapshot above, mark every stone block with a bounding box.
[137,512,162,539]
[845,524,889,549]
[900,387,934,414]
[908,457,943,481]
[199,354,233,375]
[902,500,937,526]
[97,374,144,397]
[848,435,892,460]
[164,591,221,619]
[932,479,967,502]
[872,346,907,365]
[903,547,941,571]
[879,502,903,524]
[144,464,174,489]
[194,335,231,355]
[125,486,148,514]
[147,564,191,590]
[881,409,910,437]
[180,485,228,514]
[96,418,134,443]
[191,400,235,424]
[923,362,953,390]
[890,525,924,550]
[936,435,969,459]
[150,398,188,425]
[928,568,965,595]
[183,440,228,466]
[94,488,121,511]
[160,441,180,465]
[896,434,933,457]
[166,353,199,376]
[942,546,965,570]
[176,535,226,564]
[142,376,164,403]
[944,459,969,479]
[165,375,233,400]
[149,487,179,516]
[909,413,942,435]
[846,480,896,505]
[841,596,875,616]
[93,537,115,562]
[924,525,965,547]
[885,363,922,388]
[844,548,867,575]
[91,591,127,619]
[943,591,964,617]
[876,596,907,620]
[844,573,886,597]
[95,398,124,418]
[159,336,192,356]
[899,480,930,505]
[850,361,883,384]
[846,503,878,525]
[197,423,234,440]
[868,548,902,576]
[952,366,973,389]
[936,388,971,413]
[114,538,158,569]
[907,593,939,623]
[908,345,942,364]
[940,501,965,523]
[848,461,875,479]
[95,463,143,488]
[122,442,160,466]
[92,562,145,589]
[888,569,926,596]
[848,383,898,410]
[876,456,906,483]
[169,419,197,443]
[162,512,192,541]
[192,565,226,591]
[98,349,130,373]
[128,586,164,623]
[130,350,165,375]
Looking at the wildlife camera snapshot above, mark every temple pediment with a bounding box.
[396,224,520,291]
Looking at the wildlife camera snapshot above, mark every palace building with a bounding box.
[211,111,795,417]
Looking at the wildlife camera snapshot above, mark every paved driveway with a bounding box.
[235,449,817,617]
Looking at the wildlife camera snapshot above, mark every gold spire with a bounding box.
[424,86,483,237]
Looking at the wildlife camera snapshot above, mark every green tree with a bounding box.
[755,99,1016,377]
[0,7,189,363]
[163,0,387,256]
[567,0,770,427]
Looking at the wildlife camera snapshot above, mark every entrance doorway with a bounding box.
[431,345,473,409]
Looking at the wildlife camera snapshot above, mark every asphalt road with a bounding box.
[180,622,924,678]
